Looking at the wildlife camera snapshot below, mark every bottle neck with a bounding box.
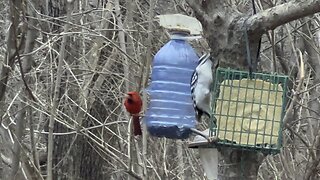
[170,34,186,40]
[169,29,190,40]
[169,31,202,41]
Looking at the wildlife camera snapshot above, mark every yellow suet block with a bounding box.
[215,79,283,145]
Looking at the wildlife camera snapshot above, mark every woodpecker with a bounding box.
[190,53,214,122]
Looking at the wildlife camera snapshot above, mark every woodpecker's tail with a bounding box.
[132,115,142,136]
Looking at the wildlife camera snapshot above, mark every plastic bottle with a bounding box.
[145,32,198,139]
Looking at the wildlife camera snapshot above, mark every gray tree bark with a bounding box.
[11,0,39,178]
[0,0,22,118]
[187,0,320,70]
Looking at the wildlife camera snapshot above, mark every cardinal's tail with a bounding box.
[132,115,142,136]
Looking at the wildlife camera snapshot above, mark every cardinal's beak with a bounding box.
[122,94,128,99]
[119,92,128,98]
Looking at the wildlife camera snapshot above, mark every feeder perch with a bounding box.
[189,129,219,180]
[210,68,288,154]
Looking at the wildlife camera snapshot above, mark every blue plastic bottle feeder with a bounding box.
[144,32,198,139]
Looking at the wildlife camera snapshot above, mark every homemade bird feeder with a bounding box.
[144,14,203,139]
[210,68,289,153]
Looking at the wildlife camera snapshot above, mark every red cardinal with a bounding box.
[124,91,142,136]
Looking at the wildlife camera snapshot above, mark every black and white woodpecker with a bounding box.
[189,53,217,141]
[190,53,214,122]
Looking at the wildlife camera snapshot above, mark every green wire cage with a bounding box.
[210,68,289,154]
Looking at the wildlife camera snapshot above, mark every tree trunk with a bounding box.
[186,0,320,179]
[187,0,320,70]
[0,0,22,118]
[42,1,106,179]
[11,0,39,178]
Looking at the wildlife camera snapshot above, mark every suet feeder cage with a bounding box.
[210,68,288,154]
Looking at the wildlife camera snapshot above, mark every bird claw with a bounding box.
[190,128,217,143]
[207,136,218,143]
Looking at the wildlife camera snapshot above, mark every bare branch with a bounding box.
[247,0,320,33]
